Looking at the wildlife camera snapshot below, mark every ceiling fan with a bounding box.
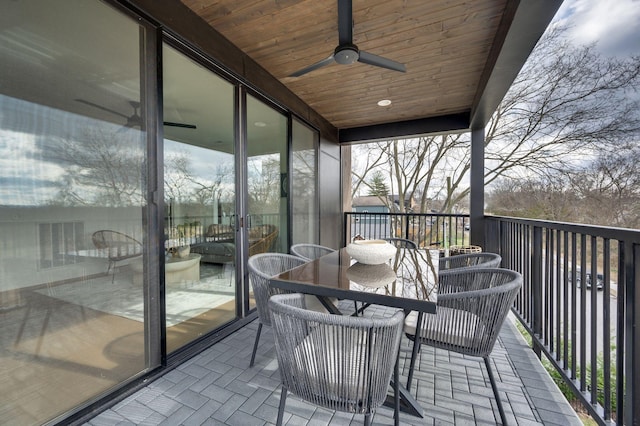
[75,99,196,130]
[289,0,406,77]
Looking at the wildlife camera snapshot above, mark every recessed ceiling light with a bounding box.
[377,99,392,107]
[254,121,267,127]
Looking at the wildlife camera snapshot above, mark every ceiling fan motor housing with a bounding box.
[334,44,359,64]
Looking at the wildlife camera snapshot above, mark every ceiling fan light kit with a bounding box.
[289,0,406,77]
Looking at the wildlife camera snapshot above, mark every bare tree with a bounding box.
[351,133,469,214]
[50,126,145,207]
[486,176,580,221]
[484,25,640,185]
[351,25,640,228]
[568,146,640,228]
[247,154,281,213]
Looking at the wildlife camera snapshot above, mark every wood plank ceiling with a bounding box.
[180,0,509,132]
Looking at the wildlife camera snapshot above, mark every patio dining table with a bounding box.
[269,246,440,423]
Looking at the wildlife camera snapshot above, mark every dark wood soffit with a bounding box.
[470,0,564,130]
[339,112,470,144]
[123,0,339,142]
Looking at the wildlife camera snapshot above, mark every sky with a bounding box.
[554,0,640,57]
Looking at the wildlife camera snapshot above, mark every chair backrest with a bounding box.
[383,237,417,249]
[290,243,336,261]
[247,253,306,326]
[91,230,142,261]
[425,268,522,357]
[439,252,501,270]
[269,293,404,415]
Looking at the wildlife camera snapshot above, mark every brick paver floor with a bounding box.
[87,302,583,425]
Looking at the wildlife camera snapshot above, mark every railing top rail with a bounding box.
[345,212,469,218]
[486,215,640,243]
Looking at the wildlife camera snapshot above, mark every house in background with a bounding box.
[351,196,391,239]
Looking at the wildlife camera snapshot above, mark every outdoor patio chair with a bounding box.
[269,293,404,426]
[439,252,501,270]
[290,243,335,261]
[91,230,143,283]
[247,253,335,367]
[383,237,417,249]
[404,267,522,425]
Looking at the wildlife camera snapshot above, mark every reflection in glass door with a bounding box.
[162,45,236,353]
[246,95,289,254]
[291,118,318,245]
[0,1,149,423]
[246,94,288,309]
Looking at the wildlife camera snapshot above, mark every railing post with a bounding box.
[404,215,410,240]
[343,212,349,246]
[625,241,640,425]
[531,225,543,358]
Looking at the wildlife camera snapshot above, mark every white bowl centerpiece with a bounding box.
[345,239,397,265]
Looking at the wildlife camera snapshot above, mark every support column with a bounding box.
[470,128,485,248]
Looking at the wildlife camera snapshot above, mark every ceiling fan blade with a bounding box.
[358,51,406,73]
[337,0,353,45]
[164,121,197,129]
[75,99,129,119]
[289,54,335,77]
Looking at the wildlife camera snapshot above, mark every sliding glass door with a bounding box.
[0,1,150,424]
[162,45,237,353]
[291,118,319,245]
[245,94,289,309]
[246,94,289,255]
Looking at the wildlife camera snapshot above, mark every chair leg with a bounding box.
[364,413,371,426]
[393,346,400,426]
[276,385,287,426]
[108,260,116,283]
[484,356,509,426]
[249,322,262,367]
[406,337,421,391]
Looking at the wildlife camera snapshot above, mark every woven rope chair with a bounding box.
[248,253,333,367]
[439,252,501,271]
[404,267,522,425]
[290,243,335,261]
[247,253,305,367]
[91,230,143,283]
[383,237,417,249]
[269,293,404,426]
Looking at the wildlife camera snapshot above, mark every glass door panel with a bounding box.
[291,118,318,244]
[162,45,236,353]
[0,1,149,424]
[246,94,288,309]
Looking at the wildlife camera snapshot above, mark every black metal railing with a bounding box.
[345,211,639,424]
[485,216,640,425]
[344,212,470,248]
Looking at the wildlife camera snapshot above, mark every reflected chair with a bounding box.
[439,252,501,271]
[290,243,335,261]
[269,293,404,426]
[383,237,417,249]
[290,243,353,314]
[404,268,522,425]
[248,253,334,367]
[91,230,143,283]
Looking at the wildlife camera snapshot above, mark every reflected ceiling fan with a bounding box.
[289,0,406,77]
[76,99,196,130]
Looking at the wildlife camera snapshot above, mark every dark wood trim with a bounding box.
[338,112,470,143]
[470,0,564,130]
